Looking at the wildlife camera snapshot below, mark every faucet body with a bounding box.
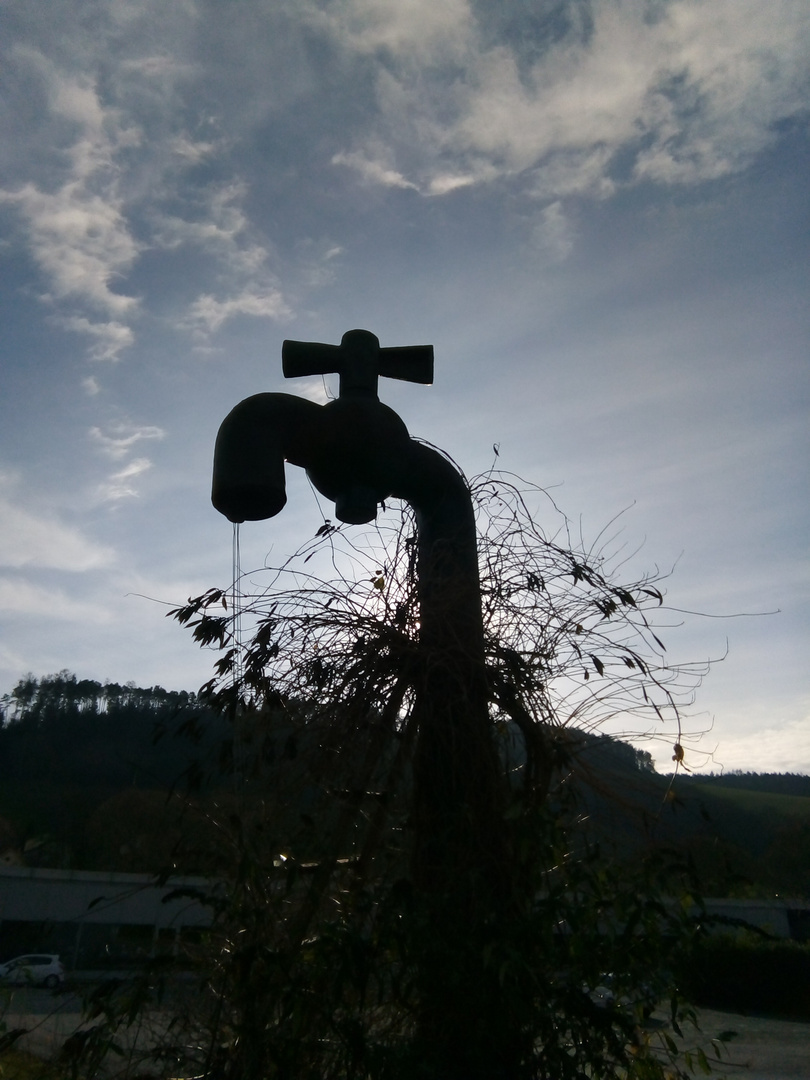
[212,382,503,880]
[212,328,503,876]
[213,329,434,526]
[212,330,508,1077]
[213,391,412,526]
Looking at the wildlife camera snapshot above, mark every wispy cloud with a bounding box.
[332,150,418,190]
[152,181,268,276]
[166,135,219,164]
[328,0,810,201]
[685,713,810,775]
[153,180,293,338]
[97,457,154,502]
[89,422,165,460]
[427,173,480,196]
[183,288,291,337]
[531,200,574,261]
[0,475,114,572]
[3,180,140,318]
[0,50,141,359]
[90,422,165,501]
[0,574,113,623]
[295,241,345,289]
[307,0,472,63]
[288,378,334,405]
[60,315,135,362]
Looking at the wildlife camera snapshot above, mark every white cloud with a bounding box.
[427,174,478,195]
[305,0,473,63]
[90,422,165,460]
[88,422,164,501]
[118,50,197,81]
[152,181,293,337]
[677,713,810,775]
[633,0,810,184]
[528,147,617,201]
[0,51,141,355]
[328,0,810,201]
[295,241,345,288]
[3,180,140,317]
[0,488,114,572]
[0,575,113,623]
[289,378,334,405]
[532,200,574,261]
[168,135,218,163]
[97,457,154,502]
[332,150,418,190]
[61,315,135,362]
[152,181,267,275]
[183,288,291,336]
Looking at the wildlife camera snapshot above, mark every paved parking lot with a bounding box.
[677,1008,810,1080]
[3,991,809,1077]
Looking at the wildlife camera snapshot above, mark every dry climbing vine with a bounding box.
[160,471,720,1080]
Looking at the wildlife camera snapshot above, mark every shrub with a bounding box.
[679,935,810,1020]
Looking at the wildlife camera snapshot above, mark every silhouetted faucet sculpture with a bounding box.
[212,330,508,1078]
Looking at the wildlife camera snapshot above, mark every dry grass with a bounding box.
[0,1048,63,1080]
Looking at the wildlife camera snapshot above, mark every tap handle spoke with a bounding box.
[282,330,433,397]
[281,340,341,379]
[378,345,433,385]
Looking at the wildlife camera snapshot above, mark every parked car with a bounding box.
[586,975,618,1008]
[0,954,65,988]
[585,973,659,1021]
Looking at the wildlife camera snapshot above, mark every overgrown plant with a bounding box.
[59,472,720,1078]
[185,471,707,762]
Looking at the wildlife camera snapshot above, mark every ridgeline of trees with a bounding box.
[1,671,808,900]
[0,671,229,872]
[0,669,221,785]
[676,771,810,797]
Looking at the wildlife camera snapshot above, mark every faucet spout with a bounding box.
[212,393,322,523]
[212,389,413,526]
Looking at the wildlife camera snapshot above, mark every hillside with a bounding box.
[666,781,810,898]
[0,672,229,871]
[553,736,810,898]
[2,674,808,896]
[675,771,810,798]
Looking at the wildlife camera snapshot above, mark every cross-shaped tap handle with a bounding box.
[282,328,433,399]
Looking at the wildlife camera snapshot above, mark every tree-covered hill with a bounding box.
[520,732,810,899]
[1,672,808,896]
[666,778,810,898]
[0,670,225,789]
[674,771,810,798]
[0,671,229,870]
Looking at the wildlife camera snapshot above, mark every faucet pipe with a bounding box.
[213,401,503,892]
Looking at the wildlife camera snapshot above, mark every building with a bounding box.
[0,865,214,971]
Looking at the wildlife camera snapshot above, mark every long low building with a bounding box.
[2,865,808,974]
[702,896,810,941]
[0,865,215,971]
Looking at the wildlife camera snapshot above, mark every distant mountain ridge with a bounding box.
[672,772,810,798]
[1,674,808,896]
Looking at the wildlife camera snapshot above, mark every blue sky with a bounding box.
[0,0,808,772]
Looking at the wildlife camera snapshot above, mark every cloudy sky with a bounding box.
[1,0,808,773]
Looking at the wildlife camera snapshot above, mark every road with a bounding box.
[690,1008,810,1080]
[3,991,809,1077]
[1,985,184,1069]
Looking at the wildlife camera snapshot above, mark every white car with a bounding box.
[0,954,65,988]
